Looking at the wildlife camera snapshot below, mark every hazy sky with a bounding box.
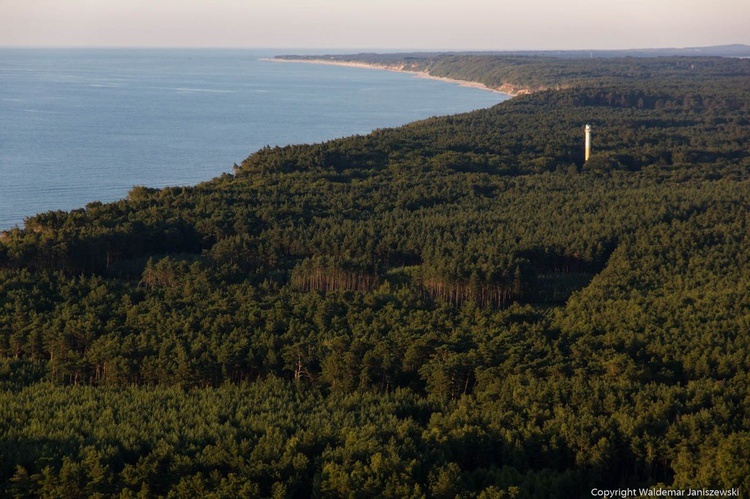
[1,0,747,50]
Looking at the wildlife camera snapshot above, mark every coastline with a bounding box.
[263,57,525,97]
[1,53,509,233]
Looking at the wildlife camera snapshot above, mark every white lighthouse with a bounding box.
[584,124,592,162]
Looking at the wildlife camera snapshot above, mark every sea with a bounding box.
[0,49,508,230]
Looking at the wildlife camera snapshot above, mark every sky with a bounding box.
[0,0,748,51]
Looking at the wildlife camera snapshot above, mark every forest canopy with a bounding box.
[1,54,749,497]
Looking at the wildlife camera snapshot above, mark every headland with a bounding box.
[264,57,525,96]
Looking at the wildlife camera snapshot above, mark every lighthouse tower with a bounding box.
[584,124,592,162]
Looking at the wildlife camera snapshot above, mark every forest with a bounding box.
[1,54,749,497]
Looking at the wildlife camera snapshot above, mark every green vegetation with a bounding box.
[1,55,750,497]
[279,52,750,94]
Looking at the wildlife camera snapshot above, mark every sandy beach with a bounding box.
[263,58,522,96]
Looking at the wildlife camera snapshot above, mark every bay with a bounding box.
[0,49,508,230]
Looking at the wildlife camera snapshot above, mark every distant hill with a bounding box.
[276,49,750,95]
[279,44,750,60]
[465,43,750,58]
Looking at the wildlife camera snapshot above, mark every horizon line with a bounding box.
[1,43,749,52]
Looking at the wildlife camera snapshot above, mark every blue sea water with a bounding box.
[0,49,508,230]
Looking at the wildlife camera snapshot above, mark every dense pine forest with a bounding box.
[1,54,750,497]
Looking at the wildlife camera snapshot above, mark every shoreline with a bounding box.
[263,57,525,97]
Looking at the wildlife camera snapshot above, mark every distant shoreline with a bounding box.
[262,57,522,96]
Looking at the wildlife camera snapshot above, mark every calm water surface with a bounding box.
[0,49,508,230]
